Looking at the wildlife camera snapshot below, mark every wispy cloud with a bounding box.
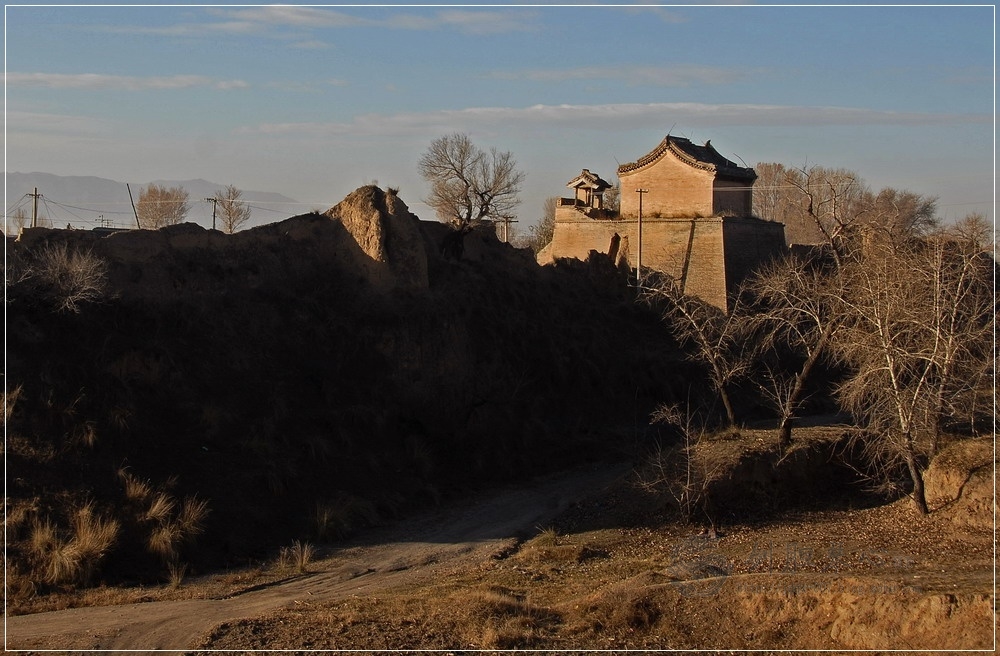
[6,72,249,91]
[489,65,757,87]
[219,6,368,29]
[105,6,538,40]
[238,102,990,138]
[220,6,537,34]
[417,9,537,34]
[7,110,110,136]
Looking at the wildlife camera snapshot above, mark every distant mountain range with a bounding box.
[6,172,302,230]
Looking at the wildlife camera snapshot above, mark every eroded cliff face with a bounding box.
[6,186,686,572]
[323,185,429,292]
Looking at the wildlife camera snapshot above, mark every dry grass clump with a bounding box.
[278,540,315,573]
[577,582,667,635]
[4,383,23,428]
[23,503,120,587]
[117,468,210,578]
[455,587,559,649]
[27,242,109,313]
[514,527,599,566]
[70,503,121,583]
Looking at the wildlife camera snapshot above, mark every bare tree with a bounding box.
[418,133,525,229]
[137,184,189,229]
[214,185,252,234]
[515,196,558,253]
[748,252,844,448]
[920,217,995,450]
[643,274,752,427]
[639,402,727,527]
[752,162,800,228]
[603,183,621,215]
[7,207,28,235]
[863,187,938,238]
[831,230,941,513]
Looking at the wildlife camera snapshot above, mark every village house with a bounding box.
[540,135,786,311]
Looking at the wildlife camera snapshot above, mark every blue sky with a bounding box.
[5,4,995,229]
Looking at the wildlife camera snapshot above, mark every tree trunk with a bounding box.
[777,415,793,450]
[719,386,737,428]
[777,323,834,449]
[903,436,929,515]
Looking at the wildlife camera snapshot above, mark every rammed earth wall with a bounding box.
[546,209,786,310]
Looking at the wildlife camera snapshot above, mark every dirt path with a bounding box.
[6,462,631,652]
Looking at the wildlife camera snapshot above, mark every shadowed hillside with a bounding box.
[6,185,695,585]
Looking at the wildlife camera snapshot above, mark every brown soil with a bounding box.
[7,448,994,652]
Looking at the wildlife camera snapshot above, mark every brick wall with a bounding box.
[713,178,753,217]
[722,217,787,294]
[547,209,787,311]
[619,155,715,218]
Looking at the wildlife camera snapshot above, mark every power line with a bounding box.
[42,198,131,215]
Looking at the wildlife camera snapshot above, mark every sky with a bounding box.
[4,3,995,231]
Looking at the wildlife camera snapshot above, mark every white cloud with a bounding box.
[432,10,537,34]
[490,65,756,87]
[238,102,990,138]
[6,72,249,91]
[112,7,539,40]
[219,6,367,29]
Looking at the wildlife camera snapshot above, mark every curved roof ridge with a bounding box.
[617,135,756,181]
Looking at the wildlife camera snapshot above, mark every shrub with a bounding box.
[28,504,119,586]
[29,242,108,313]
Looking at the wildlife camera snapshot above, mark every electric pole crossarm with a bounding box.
[205,197,219,231]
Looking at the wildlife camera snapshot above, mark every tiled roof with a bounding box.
[566,168,612,191]
[617,136,756,181]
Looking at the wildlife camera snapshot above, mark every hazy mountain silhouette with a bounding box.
[6,172,301,230]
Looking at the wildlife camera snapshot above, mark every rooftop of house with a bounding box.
[566,168,612,191]
[617,135,757,181]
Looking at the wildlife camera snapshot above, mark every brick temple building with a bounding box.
[540,135,786,311]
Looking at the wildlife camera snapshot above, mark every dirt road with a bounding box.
[6,462,631,652]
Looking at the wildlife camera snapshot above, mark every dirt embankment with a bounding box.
[6,185,688,597]
[6,185,992,651]
[8,435,993,651]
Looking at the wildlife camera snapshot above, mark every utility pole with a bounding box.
[29,187,41,228]
[126,184,141,228]
[635,188,648,285]
[205,197,218,231]
[498,214,518,243]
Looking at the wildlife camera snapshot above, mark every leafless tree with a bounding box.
[755,163,938,252]
[214,185,252,234]
[920,216,995,450]
[747,252,844,448]
[638,402,727,526]
[137,184,189,229]
[515,196,558,253]
[603,183,621,214]
[643,274,752,427]
[752,162,800,228]
[862,187,938,238]
[7,207,28,235]
[831,229,941,513]
[418,133,525,229]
